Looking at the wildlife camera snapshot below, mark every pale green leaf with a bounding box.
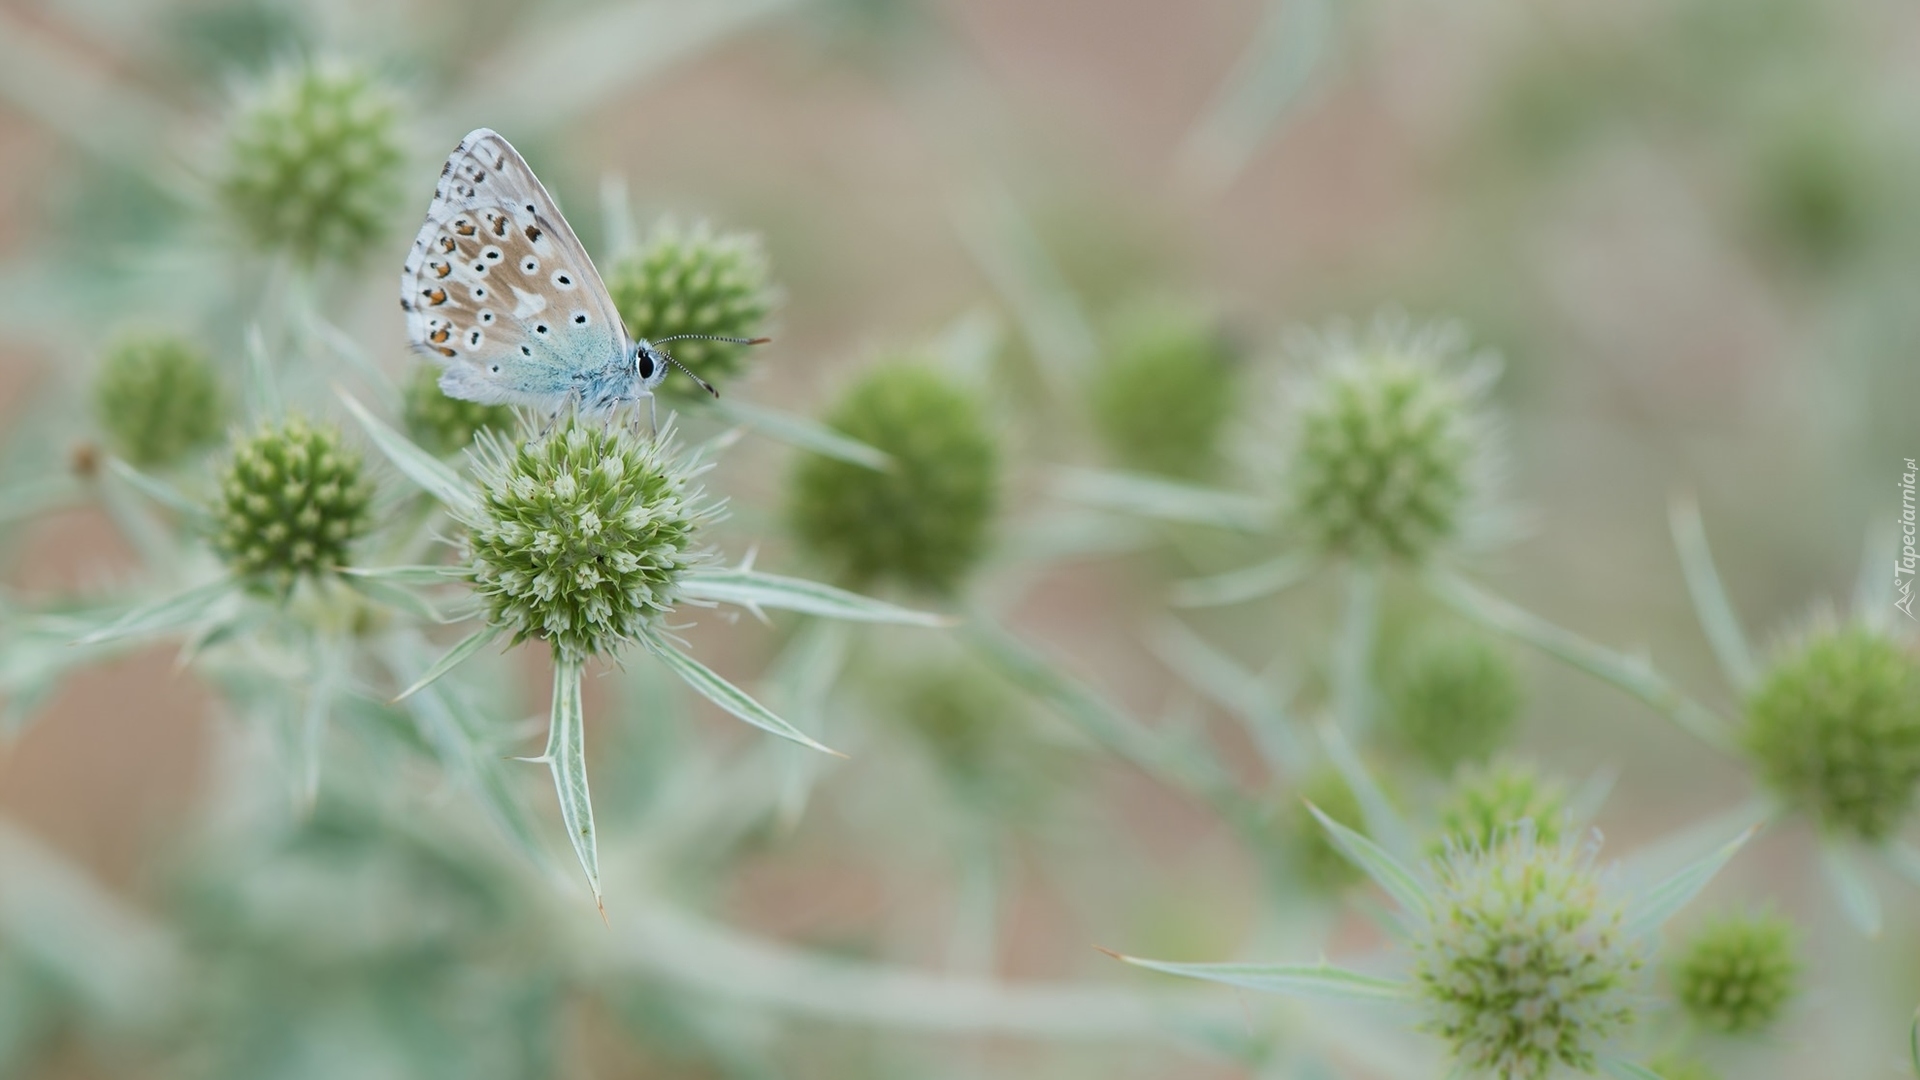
[715,399,890,471]
[1113,954,1408,1002]
[1049,466,1271,531]
[337,564,462,587]
[337,389,478,516]
[1819,837,1882,938]
[104,457,205,521]
[1624,825,1755,937]
[1668,495,1756,689]
[680,568,952,627]
[640,629,840,756]
[393,625,503,703]
[75,577,237,646]
[1305,801,1431,923]
[1426,569,1738,755]
[543,656,600,909]
[1171,552,1315,608]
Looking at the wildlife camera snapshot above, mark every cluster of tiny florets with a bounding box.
[1669,911,1799,1035]
[1279,319,1497,561]
[1090,302,1237,480]
[403,365,515,456]
[1432,759,1568,854]
[1388,629,1523,772]
[1743,622,1920,840]
[93,335,227,467]
[1412,828,1643,1080]
[213,415,372,586]
[788,362,998,595]
[608,219,774,396]
[220,61,403,263]
[460,420,706,662]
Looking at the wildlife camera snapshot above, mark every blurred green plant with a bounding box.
[93,334,227,468]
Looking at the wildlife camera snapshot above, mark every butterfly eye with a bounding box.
[637,354,655,379]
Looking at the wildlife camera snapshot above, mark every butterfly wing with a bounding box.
[401,128,631,407]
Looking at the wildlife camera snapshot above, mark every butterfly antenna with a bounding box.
[651,335,770,398]
[663,353,720,398]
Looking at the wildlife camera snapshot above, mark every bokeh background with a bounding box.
[2,0,1918,1076]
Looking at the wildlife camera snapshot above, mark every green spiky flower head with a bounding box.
[1388,628,1523,772]
[93,334,227,467]
[1669,910,1799,1035]
[1413,827,1644,1079]
[608,219,774,397]
[459,420,708,662]
[220,60,403,263]
[1431,758,1568,855]
[1277,317,1500,562]
[213,415,373,587]
[403,365,515,456]
[787,361,998,595]
[1090,300,1237,480]
[1744,622,1920,840]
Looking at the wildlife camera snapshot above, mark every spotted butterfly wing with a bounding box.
[401,128,631,407]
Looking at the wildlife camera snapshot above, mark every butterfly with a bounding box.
[400,128,765,429]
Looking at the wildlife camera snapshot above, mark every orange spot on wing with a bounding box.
[436,346,456,357]
[425,288,448,306]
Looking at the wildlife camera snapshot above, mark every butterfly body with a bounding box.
[402,129,670,417]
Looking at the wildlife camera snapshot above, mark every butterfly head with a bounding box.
[634,334,771,399]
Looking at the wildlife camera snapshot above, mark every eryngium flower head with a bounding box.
[1669,910,1799,1035]
[1744,622,1920,840]
[459,420,706,662]
[1277,317,1500,561]
[403,365,515,456]
[1432,759,1569,855]
[220,61,403,263]
[93,335,226,467]
[1388,629,1523,772]
[787,362,998,595]
[1413,827,1643,1080]
[214,415,372,585]
[1090,302,1237,480]
[608,219,774,396]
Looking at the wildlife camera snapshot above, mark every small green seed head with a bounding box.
[460,420,706,662]
[213,415,372,586]
[608,219,774,397]
[403,365,515,456]
[220,61,403,263]
[1670,910,1799,1035]
[1090,302,1237,480]
[1278,318,1499,562]
[1744,622,1920,840]
[93,335,226,467]
[1388,629,1523,772]
[787,362,998,595]
[1413,828,1644,1080]
[1290,768,1367,890]
[1431,759,1568,855]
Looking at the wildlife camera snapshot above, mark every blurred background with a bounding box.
[1,0,1918,1076]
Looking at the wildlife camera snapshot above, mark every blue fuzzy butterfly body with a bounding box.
[401,129,669,415]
